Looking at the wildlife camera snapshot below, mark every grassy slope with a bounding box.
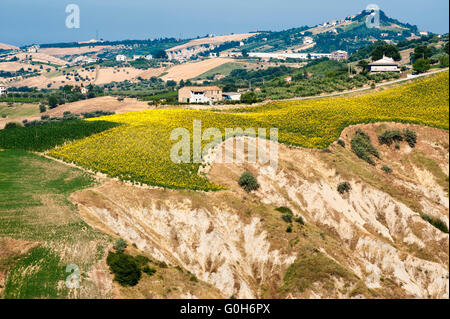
[48,71,449,190]
[193,62,245,80]
[0,149,111,299]
[0,103,39,118]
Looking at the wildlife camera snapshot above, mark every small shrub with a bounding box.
[337,139,345,147]
[143,265,156,276]
[295,216,305,225]
[381,165,392,173]
[106,252,141,287]
[39,104,46,113]
[282,213,293,223]
[276,207,294,223]
[238,171,260,193]
[286,225,293,233]
[134,255,150,267]
[337,182,351,194]
[113,238,127,253]
[403,129,417,148]
[378,130,403,146]
[4,122,22,129]
[422,214,449,233]
[351,129,380,165]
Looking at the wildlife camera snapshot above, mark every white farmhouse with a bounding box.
[0,86,7,96]
[116,54,127,62]
[369,55,400,73]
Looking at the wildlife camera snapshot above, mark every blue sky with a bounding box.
[0,0,448,46]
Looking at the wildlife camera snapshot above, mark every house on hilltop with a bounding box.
[178,86,222,104]
[369,55,400,73]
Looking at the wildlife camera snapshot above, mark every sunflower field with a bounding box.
[49,71,449,191]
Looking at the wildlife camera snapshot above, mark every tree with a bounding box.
[39,104,46,113]
[370,43,401,61]
[439,55,449,68]
[47,95,58,109]
[241,49,249,57]
[106,252,141,286]
[444,42,449,55]
[414,45,433,60]
[240,92,257,104]
[238,171,260,193]
[413,58,431,73]
[154,50,168,59]
[4,122,22,129]
[357,60,369,72]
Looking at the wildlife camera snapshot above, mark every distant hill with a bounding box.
[0,43,19,51]
[239,10,422,54]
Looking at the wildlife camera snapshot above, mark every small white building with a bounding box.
[116,55,127,62]
[369,55,400,73]
[222,92,241,101]
[419,31,429,36]
[133,55,145,60]
[85,56,100,64]
[0,86,7,96]
[27,45,39,53]
[145,54,153,60]
[81,87,88,95]
[303,37,314,44]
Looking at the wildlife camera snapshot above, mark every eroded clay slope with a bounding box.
[71,123,449,299]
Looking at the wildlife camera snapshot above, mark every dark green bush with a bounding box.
[378,129,417,148]
[276,207,294,223]
[378,130,403,146]
[295,216,305,225]
[337,182,351,194]
[381,165,393,173]
[4,122,22,129]
[286,225,293,233]
[403,129,417,148]
[106,252,142,287]
[143,265,156,276]
[351,129,380,165]
[337,139,345,147]
[238,171,260,192]
[422,214,449,233]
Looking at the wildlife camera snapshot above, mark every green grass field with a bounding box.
[0,149,111,299]
[0,103,40,118]
[194,62,245,80]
